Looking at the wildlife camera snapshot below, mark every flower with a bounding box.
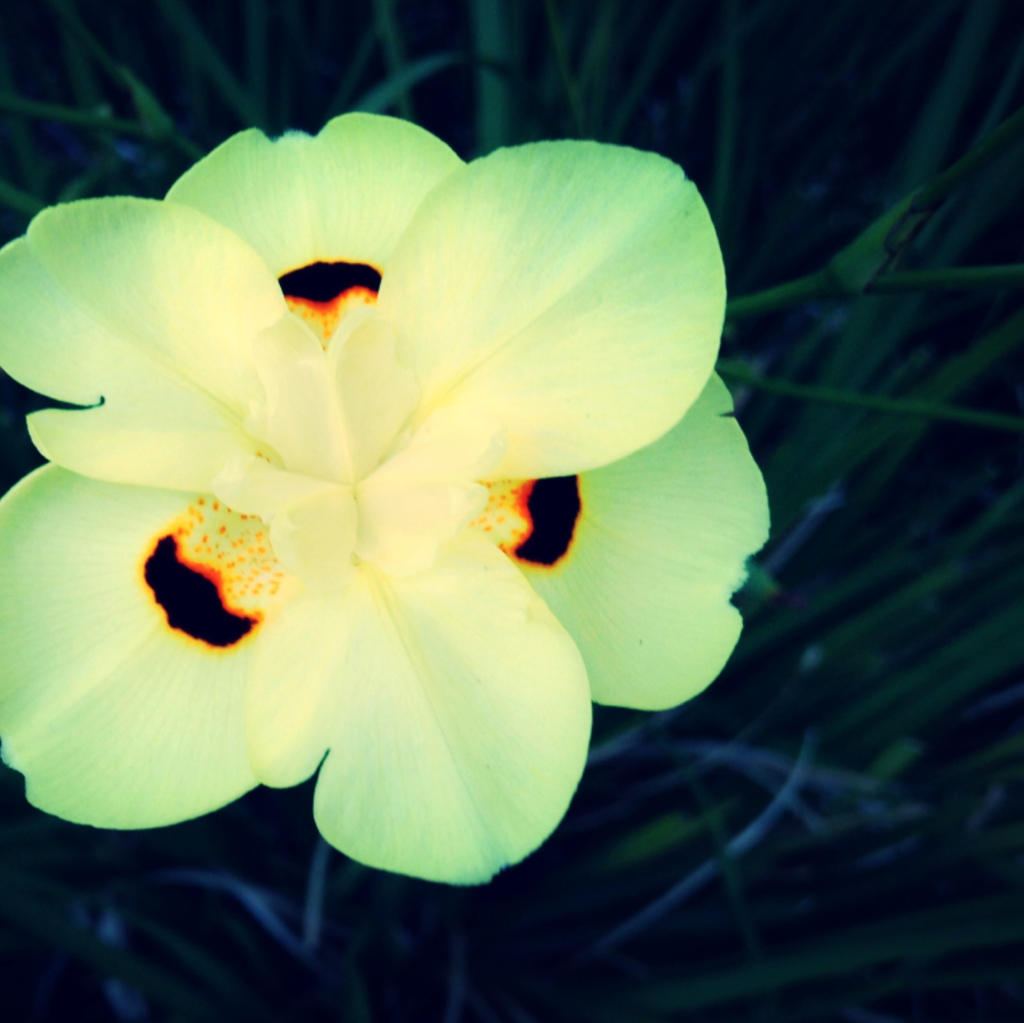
[0,114,768,884]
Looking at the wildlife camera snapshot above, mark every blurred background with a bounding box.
[1,1,1023,1020]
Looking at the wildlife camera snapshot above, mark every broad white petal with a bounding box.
[0,467,298,826]
[312,540,591,884]
[379,140,725,477]
[0,200,288,490]
[515,375,769,709]
[244,589,351,788]
[167,113,463,276]
[27,388,258,494]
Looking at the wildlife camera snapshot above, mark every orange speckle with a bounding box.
[139,493,290,650]
[283,287,378,344]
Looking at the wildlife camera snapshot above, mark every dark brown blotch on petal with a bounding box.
[144,535,257,648]
[278,261,381,303]
[515,476,581,566]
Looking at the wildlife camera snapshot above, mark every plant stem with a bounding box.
[0,92,142,135]
[867,264,1024,293]
[725,269,834,319]
[0,177,44,216]
[718,360,1024,434]
[725,105,1024,319]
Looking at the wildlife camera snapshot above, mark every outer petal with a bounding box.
[166,113,464,276]
[0,199,288,490]
[0,466,286,827]
[244,587,355,789]
[379,140,725,478]
[520,375,769,710]
[312,540,592,884]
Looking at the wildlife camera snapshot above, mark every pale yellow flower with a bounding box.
[0,115,767,883]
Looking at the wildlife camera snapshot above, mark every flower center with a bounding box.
[211,303,503,587]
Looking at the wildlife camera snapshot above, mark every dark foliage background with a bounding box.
[1,1,1023,1020]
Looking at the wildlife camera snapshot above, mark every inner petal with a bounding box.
[246,309,417,488]
[247,317,349,482]
[330,316,419,482]
[211,455,357,589]
[354,408,505,577]
[279,260,381,344]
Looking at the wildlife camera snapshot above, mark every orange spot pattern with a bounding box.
[141,498,289,647]
[471,480,536,557]
[284,288,377,344]
[472,477,583,568]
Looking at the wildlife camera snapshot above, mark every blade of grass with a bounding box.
[155,0,263,127]
[867,264,1024,292]
[0,176,44,216]
[727,105,1024,318]
[710,0,739,242]
[0,92,148,137]
[897,0,1001,186]
[0,38,42,193]
[0,885,221,1020]
[606,2,715,143]
[632,895,1024,1011]
[470,0,515,151]
[351,53,460,116]
[122,910,276,1022]
[322,30,377,119]
[542,0,584,135]
[718,359,1024,433]
[579,733,815,961]
[243,0,269,124]
[371,0,413,121]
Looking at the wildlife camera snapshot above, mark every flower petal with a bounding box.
[27,392,257,495]
[0,199,288,490]
[512,375,769,710]
[311,540,591,884]
[0,466,297,827]
[379,140,725,478]
[244,590,347,789]
[268,487,358,590]
[166,113,464,276]
[330,314,419,481]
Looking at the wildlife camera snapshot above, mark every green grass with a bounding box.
[1,0,1022,1019]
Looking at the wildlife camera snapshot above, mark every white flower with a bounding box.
[0,114,767,883]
